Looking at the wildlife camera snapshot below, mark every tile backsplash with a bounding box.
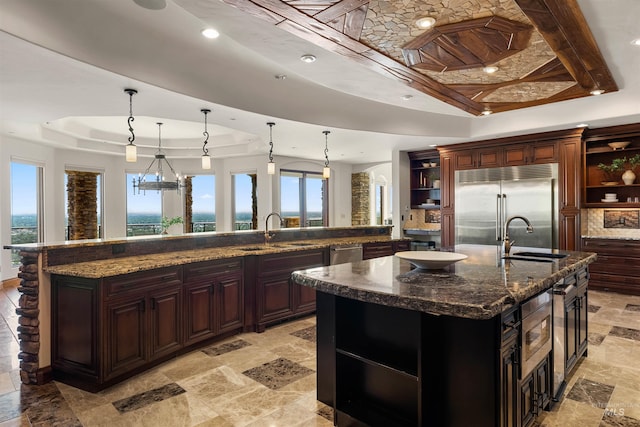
[582,208,640,238]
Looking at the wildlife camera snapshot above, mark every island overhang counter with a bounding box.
[291,245,597,427]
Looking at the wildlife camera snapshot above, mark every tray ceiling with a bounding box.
[221,0,618,115]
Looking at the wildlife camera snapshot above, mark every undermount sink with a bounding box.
[502,256,553,263]
[283,242,315,247]
[238,246,264,251]
[512,251,568,259]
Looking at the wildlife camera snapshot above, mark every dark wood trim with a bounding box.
[583,123,640,142]
[437,128,585,153]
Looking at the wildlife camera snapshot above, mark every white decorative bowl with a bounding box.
[395,251,468,269]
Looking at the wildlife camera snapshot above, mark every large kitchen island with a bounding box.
[291,245,597,427]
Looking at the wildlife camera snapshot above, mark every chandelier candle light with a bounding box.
[132,122,183,194]
[323,130,331,179]
[267,122,275,175]
[201,108,211,170]
[124,88,138,162]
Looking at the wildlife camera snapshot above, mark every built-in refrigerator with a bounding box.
[455,163,559,249]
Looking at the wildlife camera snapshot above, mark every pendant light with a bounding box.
[201,109,211,170]
[124,88,138,162]
[267,122,276,175]
[132,122,183,194]
[322,130,331,179]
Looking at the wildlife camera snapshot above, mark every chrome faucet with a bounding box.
[503,215,533,255]
[264,212,284,243]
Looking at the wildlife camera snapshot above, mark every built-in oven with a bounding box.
[521,290,553,379]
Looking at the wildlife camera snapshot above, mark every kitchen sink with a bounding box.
[239,246,264,251]
[512,251,568,259]
[283,242,315,246]
[502,256,553,263]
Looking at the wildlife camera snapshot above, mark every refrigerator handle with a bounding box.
[496,194,502,241]
[502,193,507,228]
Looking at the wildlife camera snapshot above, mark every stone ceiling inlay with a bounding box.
[221,0,618,115]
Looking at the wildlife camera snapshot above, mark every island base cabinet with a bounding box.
[317,293,511,427]
[520,355,552,427]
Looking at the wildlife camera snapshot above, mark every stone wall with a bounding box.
[66,171,98,240]
[351,172,370,225]
[184,177,193,233]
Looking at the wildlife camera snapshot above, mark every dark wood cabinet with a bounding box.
[499,305,520,427]
[408,150,441,209]
[582,123,640,207]
[453,147,501,169]
[255,248,328,332]
[52,261,245,391]
[504,143,557,166]
[362,241,394,259]
[183,259,244,346]
[520,355,551,427]
[582,238,640,295]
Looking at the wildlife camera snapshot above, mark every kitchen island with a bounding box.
[291,245,597,427]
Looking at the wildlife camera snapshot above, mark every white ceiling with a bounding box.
[0,0,639,165]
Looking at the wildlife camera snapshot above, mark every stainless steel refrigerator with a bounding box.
[455,163,559,249]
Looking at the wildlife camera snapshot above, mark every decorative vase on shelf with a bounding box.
[432,179,441,189]
[622,169,636,185]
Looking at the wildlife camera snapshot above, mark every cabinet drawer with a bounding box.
[104,266,182,299]
[501,305,520,342]
[589,256,640,277]
[258,249,326,276]
[183,258,242,282]
[582,238,640,257]
[362,242,394,259]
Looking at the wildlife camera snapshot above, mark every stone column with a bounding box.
[184,176,193,233]
[351,172,370,225]
[16,251,40,384]
[66,171,98,240]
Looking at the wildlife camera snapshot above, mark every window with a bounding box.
[280,170,328,227]
[10,162,43,266]
[190,174,216,232]
[126,173,162,236]
[233,173,256,230]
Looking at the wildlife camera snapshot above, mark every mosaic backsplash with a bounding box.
[583,209,640,238]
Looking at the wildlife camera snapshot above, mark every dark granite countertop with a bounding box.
[291,244,597,320]
[43,236,401,278]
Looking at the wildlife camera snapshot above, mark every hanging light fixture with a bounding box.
[132,122,183,194]
[267,122,276,175]
[201,108,211,170]
[322,130,331,179]
[124,88,138,162]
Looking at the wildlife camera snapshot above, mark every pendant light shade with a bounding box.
[124,88,138,162]
[267,122,275,175]
[201,108,211,170]
[322,130,331,179]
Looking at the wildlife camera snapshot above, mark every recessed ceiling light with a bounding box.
[429,144,437,148]
[402,95,413,100]
[416,17,436,29]
[632,38,640,46]
[201,28,220,39]
[483,66,499,74]
[300,54,317,63]
[576,123,589,128]
[275,74,287,80]
[133,0,166,10]
[481,109,492,116]
[590,89,605,96]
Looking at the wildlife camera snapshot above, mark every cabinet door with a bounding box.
[564,298,579,373]
[295,283,317,313]
[184,281,215,346]
[499,336,519,427]
[531,143,557,164]
[362,242,394,259]
[218,274,244,334]
[535,356,551,410]
[105,297,146,379]
[503,145,528,166]
[148,286,182,360]
[477,147,502,168]
[519,373,536,427]
[576,285,588,358]
[454,150,476,169]
[257,276,294,323]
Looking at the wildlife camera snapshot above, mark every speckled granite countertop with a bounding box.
[291,244,597,320]
[581,235,640,241]
[44,236,399,278]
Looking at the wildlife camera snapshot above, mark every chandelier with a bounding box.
[132,122,183,194]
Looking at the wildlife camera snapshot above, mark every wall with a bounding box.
[0,137,353,281]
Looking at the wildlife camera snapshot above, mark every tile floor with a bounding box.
[0,284,639,426]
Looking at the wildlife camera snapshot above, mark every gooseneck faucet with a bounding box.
[264,212,284,243]
[503,215,534,255]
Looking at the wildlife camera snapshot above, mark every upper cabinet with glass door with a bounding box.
[583,124,640,207]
